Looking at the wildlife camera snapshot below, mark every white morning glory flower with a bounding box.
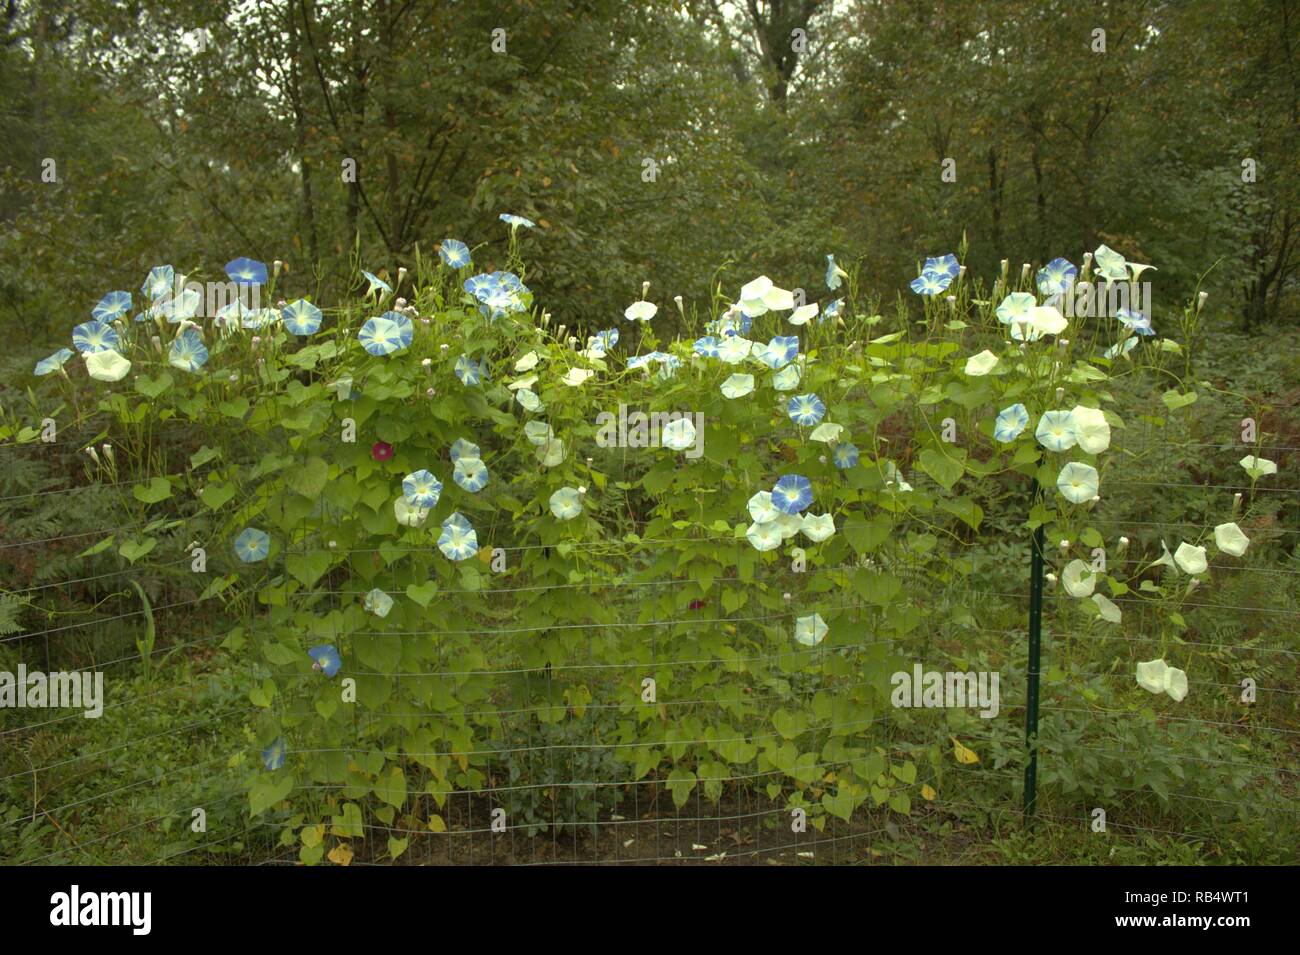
[560,367,595,387]
[773,512,803,540]
[721,373,754,398]
[994,403,1030,443]
[1028,305,1067,337]
[1057,461,1100,503]
[772,363,802,391]
[1135,658,1188,702]
[1035,410,1078,452]
[364,588,394,617]
[394,495,430,528]
[1061,559,1096,598]
[794,613,828,647]
[515,351,540,372]
[1239,455,1277,479]
[536,437,566,467]
[1093,593,1121,623]
[1174,542,1207,575]
[438,512,478,561]
[660,417,697,452]
[549,486,583,520]
[157,288,203,323]
[515,388,544,412]
[995,292,1036,325]
[788,303,819,325]
[1093,244,1128,283]
[1070,405,1111,454]
[964,350,999,376]
[523,421,554,446]
[624,300,658,322]
[826,254,848,290]
[809,422,843,444]
[748,490,779,524]
[1213,522,1250,557]
[84,349,131,382]
[718,335,755,364]
[800,513,835,542]
[745,520,783,552]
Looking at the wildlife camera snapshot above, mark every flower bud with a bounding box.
[396,297,407,308]
[641,281,650,299]
[426,387,435,398]
[1196,291,1208,313]
[85,446,101,465]
[1000,259,1009,281]
[397,267,408,283]
[1020,263,1031,284]
[273,260,283,276]
[1045,572,1058,588]
[782,592,791,601]
[1118,536,1130,552]
[421,358,432,368]
[674,295,684,314]
[1232,492,1242,515]
[1059,539,1070,552]
[1055,387,1065,403]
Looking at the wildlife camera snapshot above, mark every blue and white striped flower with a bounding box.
[455,354,487,386]
[450,439,480,463]
[787,393,826,427]
[821,298,843,321]
[92,290,132,323]
[717,335,754,364]
[924,254,960,280]
[909,269,951,296]
[308,645,342,678]
[156,288,203,323]
[500,213,536,230]
[439,239,471,269]
[262,738,287,771]
[758,335,799,369]
[361,269,392,297]
[142,265,175,301]
[34,348,73,376]
[358,315,405,356]
[234,528,270,563]
[224,257,268,286]
[693,336,721,358]
[993,403,1030,443]
[402,469,443,509]
[1037,258,1077,297]
[282,299,323,336]
[772,474,813,514]
[438,512,479,561]
[1104,335,1140,360]
[1117,308,1155,336]
[72,320,120,354]
[453,456,489,493]
[168,328,209,372]
[383,310,413,349]
[1035,410,1078,452]
[592,328,619,353]
[832,442,859,469]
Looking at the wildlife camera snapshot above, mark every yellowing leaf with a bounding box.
[427,814,447,833]
[301,824,324,848]
[921,784,936,802]
[327,842,354,866]
[950,737,980,765]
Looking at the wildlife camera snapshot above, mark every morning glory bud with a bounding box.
[152,335,162,354]
[397,267,408,284]
[1045,573,1057,588]
[328,540,336,549]
[578,486,587,495]
[1056,387,1065,403]
[229,373,238,382]
[421,358,432,368]
[674,295,684,315]
[1059,539,1070,552]
[1020,263,1031,284]
[102,443,114,465]
[1232,492,1242,515]
[641,281,650,299]
[557,324,566,339]
[782,592,791,601]
[273,260,283,276]
[277,299,287,308]
[85,446,101,466]
[958,265,967,282]
[440,343,449,352]
[396,297,407,308]
[1000,259,1009,281]
[426,388,435,398]
[1187,579,1200,595]
[1197,291,1208,313]
[1118,536,1130,552]
[251,336,261,348]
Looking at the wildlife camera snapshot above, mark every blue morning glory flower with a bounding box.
[994,403,1030,443]
[1037,258,1077,297]
[262,738,287,771]
[92,290,132,323]
[168,328,209,372]
[589,328,619,354]
[34,348,74,376]
[234,528,270,563]
[464,273,497,300]
[833,442,859,469]
[282,299,322,336]
[787,393,826,427]
[910,269,952,296]
[453,456,489,493]
[361,270,392,297]
[402,469,443,508]
[1117,308,1156,336]
[924,254,960,280]
[494,271,526,293]
[693,336,720,358]
[455,354,486,386]
[500,213,536,230]
[142,265,175,301]
[358,316,405,356]
[760,335,799,369]
[158,288,203,324]
[772,474,813,514]
[826,254,848,290]
[225,257,268,286]
[438,512,479,561]
[715,309,752,337]
[821,299,843,322]
[71,320,120,354]
[308,645,341,678]
[450,438,481,463]
[240,306,276,330]
[382,310,414,348]
[439,239,471,269]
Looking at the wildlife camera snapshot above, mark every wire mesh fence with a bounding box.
[1,395,1297,867]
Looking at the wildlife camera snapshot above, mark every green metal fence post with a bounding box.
[1024,478,1045,821]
